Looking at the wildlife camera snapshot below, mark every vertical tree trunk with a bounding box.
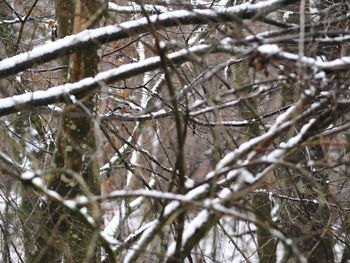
[54,0,74,81]
[228,2,276,258]
[25,1,107,262]
[51,1,106,262]
[233,61,276,263]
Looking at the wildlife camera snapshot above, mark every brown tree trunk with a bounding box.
[26,1,107,262]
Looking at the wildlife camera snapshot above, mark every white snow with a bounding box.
[69,95,77,103]
[0,44,210,114]
[46,189,62,201]
[164,201,180,216]
[282,11,293,22]
[21,171,35,180]
[0,25,116,72]
[86,215,96,225]
[175,210,209,251]
[217,188,232,199]
[257,44,280,55]
[102,201,125,238]
[0,0,298,78]
[76,195,89,205]
[315,71,326,79]
[238,168,255,184]
[79,207,88,214]
[100,231,119,245]
[123,220,158,263]
[190,102,240,116]
[186,184,209,199]
[0,77,95,110]
[100,125,139,176]
[32,177,44,187]
[185,178,195,188]
[108,2,168,13]
[63,200,77,209]
[284,118,316,148]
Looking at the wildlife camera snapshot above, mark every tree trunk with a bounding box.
[25,1,107,262]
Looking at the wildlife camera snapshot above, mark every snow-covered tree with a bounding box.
[0,0,349,262]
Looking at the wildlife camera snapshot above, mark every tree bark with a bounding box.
[26,1,107,262]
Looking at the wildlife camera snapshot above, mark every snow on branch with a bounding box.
[164,118,319,263]
[0,44,211,116]
[190,117,253,127]
[108,2,168,14]
[0,151,22,169]
[3,169,117,260]
[0,17,33,25]
[101,109,172,121]
[214,95,327,173]
[155,98,326,260]
[163,94,333,261]
[106,97,322,262]
[257,44,350,71]
[71,188,213,207]
[0,0,298,78]
[123,183,210,262]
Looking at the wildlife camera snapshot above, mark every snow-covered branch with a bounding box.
[122,90,330,261]
[257,44,350,72]
[0,44,212,116]
[0,0,298,78]
[108,2,168,14]
[164,116,320,263]
[2,168,118,260]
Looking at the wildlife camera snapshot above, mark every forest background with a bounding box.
[0,0,349,262]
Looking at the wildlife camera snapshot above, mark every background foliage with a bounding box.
[0,0,349,262]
